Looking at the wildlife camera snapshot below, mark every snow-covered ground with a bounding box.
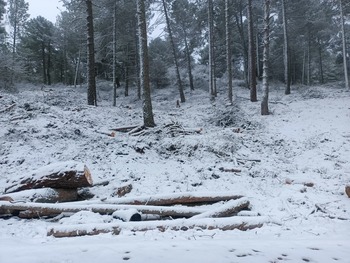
[0,82,349,263]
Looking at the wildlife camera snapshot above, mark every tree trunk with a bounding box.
[261,0,271,116]
[225,0,233,104]
[282,0,290,94]
[86,0,97,106]
[113,2,117,106]
[41,41,47,84]
[47,40,51,85]
[74,49,81,88]
[340,0,349,90]
[136,0,155,127]
[208,0,216,100]
[317,37,324,84]
[124,64,129,97]
[183,27,195,91]
[162,0,185,103]
[247,0,257,102]
[307,34,311,86]
[5,161,93,194]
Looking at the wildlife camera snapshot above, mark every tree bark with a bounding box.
[162,0,186,103]
[208,0,216,100]
[113,2,117,106]
[282,0,290,94]
[225,0,233,104]
[248,0,257,102]
[183,27,195,91]
[5,161,93,194]
[261,0,271,116]
[0,202,209,219]
[340,0,349,90]
[102,192,243,206]
[0,188,78,203]
[137,0,155,127]
[86,0,97,106]
[48,216,266,238]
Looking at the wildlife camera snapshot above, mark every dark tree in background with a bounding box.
[137,0,155,127]
[247,0,257,102]
[85,0,97,106]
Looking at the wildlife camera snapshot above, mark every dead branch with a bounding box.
[48,216,267,238]
[0,103,16,113]
[110,125,139,133]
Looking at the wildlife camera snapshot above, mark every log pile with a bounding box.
[0,191,266,237]
[1,161,93,203]
[0,163,266,237]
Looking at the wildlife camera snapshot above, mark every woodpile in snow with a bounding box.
[0,162,267,238]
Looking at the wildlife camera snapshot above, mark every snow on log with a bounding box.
[47,216,267,238]
[5,161,93,194]
[0,188,78,203]
[0,201,208,218]
[191,198,250,219]
[100,191,244,206]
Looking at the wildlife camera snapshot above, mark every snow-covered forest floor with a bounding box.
[0,82,349,263]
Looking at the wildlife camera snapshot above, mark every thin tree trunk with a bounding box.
[136,0,155,127]
[47,40,51,85]
[113,2,117,106]
[307,34,311,86]
[282,0,290,94]
[256,32,260,79]
[302,45,306,85]
[86,0,97,106]
[247,0,257,102]
[183,27,195,91]
[225,0,233,104]
[208,0,216,100]
[74,49,81,89]
[162,0,185,103]
[125,64,129,97]
[317,38,324,84]
[340,0,349,90]
[261,0,270,116]
[42,41,47,84]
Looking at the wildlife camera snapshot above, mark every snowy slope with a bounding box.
[0,82,349,263]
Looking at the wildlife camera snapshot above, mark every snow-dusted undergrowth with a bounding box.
[0,82,349,262]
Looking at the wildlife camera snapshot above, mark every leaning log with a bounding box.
[100,191,244,206]
[48,216,267,238]
[191,198,250,219]
[0,201,208,219]
[5,161,93,194]
[0,188,78,203]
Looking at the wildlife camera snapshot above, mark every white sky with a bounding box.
[26,0,64,23]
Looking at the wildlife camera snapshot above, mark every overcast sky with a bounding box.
[26,0,64,23]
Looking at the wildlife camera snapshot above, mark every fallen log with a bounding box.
[0,201,208,219]
[48,216,267,238]
[110,125,139,133]
[5,161,93,194]
[191,198,250,219]
[100,191,244,206]
[0,188,78,203]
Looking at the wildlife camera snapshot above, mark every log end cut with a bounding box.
[345,185,350,198]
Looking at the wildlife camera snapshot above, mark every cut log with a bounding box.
[0,188,78,203]
[0,201,208,219]
[346,185,350,198]
[112,209,141,222]
[101,191,244,206]
[191,198,250,219]
[5,161,93,194]
[48,216,267,238]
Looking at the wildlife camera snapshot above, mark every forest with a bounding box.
[0,1,350,262]
[0,0,349,116]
